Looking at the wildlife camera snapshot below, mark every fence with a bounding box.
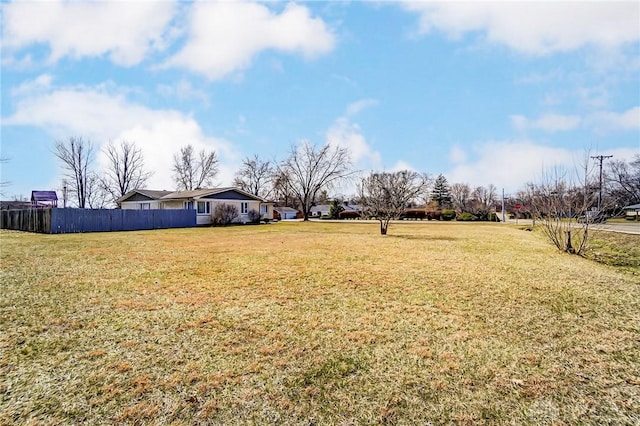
[0,208,196,234]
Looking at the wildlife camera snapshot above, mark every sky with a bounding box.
[1,0,639,201]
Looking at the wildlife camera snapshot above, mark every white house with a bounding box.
[118,188,274,225]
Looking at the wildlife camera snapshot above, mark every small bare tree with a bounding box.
[450,182,471,214]
[102,140,153,204]
[528,160,597,254]
[173,144,218,191]
[278,141,353,221]
[359,170,430,235]
[54,137,94,208]
[233,155,273,198]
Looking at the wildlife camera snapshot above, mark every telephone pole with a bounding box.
[591,154,613,211]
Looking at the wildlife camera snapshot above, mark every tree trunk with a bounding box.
[380,221,387,235]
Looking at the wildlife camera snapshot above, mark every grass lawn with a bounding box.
[1,221,638,424]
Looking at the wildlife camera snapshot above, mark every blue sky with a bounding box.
[2,1,639,201]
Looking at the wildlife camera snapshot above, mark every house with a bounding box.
[273,206,299,220]
[310,204,330,217]
[623,203,640,220]
[31,191,58,208]
[118,187,273,225]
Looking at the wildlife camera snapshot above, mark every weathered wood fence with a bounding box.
[0,209,196,234]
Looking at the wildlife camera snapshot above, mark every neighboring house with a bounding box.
[118,187,273,225]
[623,203,640,220]
[273,206,300,220]
[31,191,58,208]
[310,204,330,217]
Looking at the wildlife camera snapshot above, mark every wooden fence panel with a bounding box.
[1,209,195,233]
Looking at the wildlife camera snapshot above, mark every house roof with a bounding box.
[310,204,330,213]
[117,189,173,203]
[623,203,640,210]
[274,207,299,214]
[31,191,58,202]
[160,187,266,202]
[118,187,267,204]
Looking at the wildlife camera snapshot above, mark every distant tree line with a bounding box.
[51,137,639,241]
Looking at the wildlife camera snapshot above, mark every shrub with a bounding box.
[456,212,478,221]
[213,203,238,226]
[339,210,360,220]
[402,209,426,220]
[440,209,456,221]
[426,211,441,221]
[247,209,261,224]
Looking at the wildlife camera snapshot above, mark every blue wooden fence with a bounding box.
[1,209,196,234]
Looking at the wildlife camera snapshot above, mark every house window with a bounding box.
[184,201,194,210]
[260,204,268,214]
[140,203,150,210]
[197,201,210,214]
[241,202,248,214]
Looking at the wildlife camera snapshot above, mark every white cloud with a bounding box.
[402,2,640,55]
[447,140,575,193]
[448,144,467,164]
[3,83,240,190]
[346,98,379,116]
[587,106,640,133]
[163,2,335,79]
[2,1,176,66]
[510,113,582,133]
[326,117,381,172]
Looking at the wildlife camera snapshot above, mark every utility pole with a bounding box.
[590,154,612,211]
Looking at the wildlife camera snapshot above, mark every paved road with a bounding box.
[499,218,640,235]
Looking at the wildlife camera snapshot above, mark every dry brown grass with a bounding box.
[1,221,638,424]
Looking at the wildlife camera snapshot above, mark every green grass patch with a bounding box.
[1,222,639,424]
[584,230,640,273]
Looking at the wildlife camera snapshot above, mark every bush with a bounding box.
[456,212,478,221]
[440,209,456,221]
[402,209,426,220]
[426,211,441,221]
[213,203,238,226]
[247,209,261,224]
[339,210,360,220]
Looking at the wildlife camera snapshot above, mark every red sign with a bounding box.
[514,204,522,210]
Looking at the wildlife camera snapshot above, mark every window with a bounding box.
[260,204,268,214]
[241,202,248,214]
[140,203,150,210]
[197,201,210,214]
[184,201,194,210]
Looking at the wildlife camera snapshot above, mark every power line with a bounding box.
[591,155,613,211]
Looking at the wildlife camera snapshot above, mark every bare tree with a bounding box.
[173,144,218,191]
[528,154,599,254]
[101,140,153,204]
[271,169,296,207]
[359,170,430,235]
[233,155,273,198]
[450,182,471,213]
[86,172,109,208]
[606,155,640,210]
[278,141,353,221]
[469,184,497,220]
[54,137,94,208]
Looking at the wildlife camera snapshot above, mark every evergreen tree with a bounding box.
[431,174,452,208]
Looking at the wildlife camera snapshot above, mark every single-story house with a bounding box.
[623,203,640,220]
[273,206,299,220]
[310,204,330,217]
[118,187,273,225]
